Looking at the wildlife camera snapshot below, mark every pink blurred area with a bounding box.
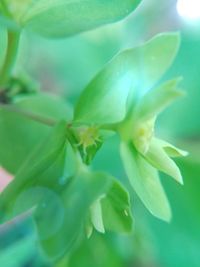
[0,168,13,192]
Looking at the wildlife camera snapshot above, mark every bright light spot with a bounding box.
[177,0,200,20]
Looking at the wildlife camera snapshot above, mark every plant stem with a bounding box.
[0,103,57,126]
[0,30,20,88]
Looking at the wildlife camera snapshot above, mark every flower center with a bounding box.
[77,126,101,152]
[132,117,155,155]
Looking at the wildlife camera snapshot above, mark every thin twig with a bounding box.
[0,103,57,127]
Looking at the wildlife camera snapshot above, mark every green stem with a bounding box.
[0,30,20,88]
[0,103,57,126]
[116,87,138,141]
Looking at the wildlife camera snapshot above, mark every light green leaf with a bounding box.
[135,78,184,121]
[74,58,133,124]
[3,0,141,38]
[138,33,180,93]
[74,32,180,125]
[120,142,171,221]
[0,93,71,173]
[145,138,183,184]
[101,179,133,233]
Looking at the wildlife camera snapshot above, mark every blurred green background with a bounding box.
[1,0,200,266]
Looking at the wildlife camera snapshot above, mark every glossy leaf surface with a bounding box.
[74,33,180,125]
[2,0,141,37]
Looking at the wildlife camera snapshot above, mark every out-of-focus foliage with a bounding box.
[0,0,200,266]
[0,94,72,173]
[0,26,7,68]
[0,0,141,37]
[0,213,48,267]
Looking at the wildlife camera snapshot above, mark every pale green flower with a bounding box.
[120,78,188,221]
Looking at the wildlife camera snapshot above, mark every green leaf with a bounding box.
[135,78,184,121]
[13,186,66,242]
[145,138,183,184]
[74,32,180,125]
[137,32,180,94]
[101,179,133,233]
[0,93,71,173]
[42,171,112,259]
[65,232,124,267]
[13,93,72,120]
[0,121,68,222]
[0,121,71,259]
[0,121,112,258]
[0,121,68,257]
[85,214,93,239]
[120,142,171,221]
[74,58,132,124]
[0,26,7,70]
[3,0,141,38]
[0,213,48,267]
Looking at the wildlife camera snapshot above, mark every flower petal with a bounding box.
[157,139,188,157]
[135,78,184,121]
[120,142,171,222]
[90,197,105,234]
[145,138,184,184]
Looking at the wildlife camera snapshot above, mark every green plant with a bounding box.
[0,1,187,266]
